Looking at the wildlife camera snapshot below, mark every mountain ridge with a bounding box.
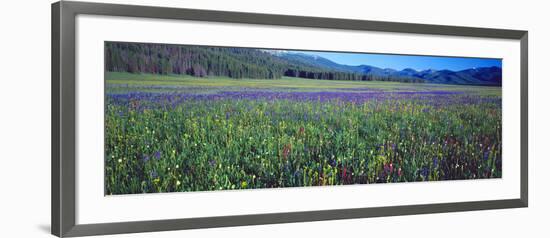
[276,51,502,86]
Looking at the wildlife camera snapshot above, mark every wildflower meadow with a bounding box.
[105,72,502,195]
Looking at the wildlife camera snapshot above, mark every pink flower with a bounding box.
[342,167,347,178]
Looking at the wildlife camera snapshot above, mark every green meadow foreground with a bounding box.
[105,72,502,195]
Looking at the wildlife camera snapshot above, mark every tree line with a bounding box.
[105,42,424,83]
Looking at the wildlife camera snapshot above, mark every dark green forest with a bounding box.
[105,42,424,82]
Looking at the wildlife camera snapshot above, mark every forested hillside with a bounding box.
[106,42,287,79]
[105,42,419,82]
[105,42,501,85]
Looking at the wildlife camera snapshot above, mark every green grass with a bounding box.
[104,72,502,195]
[106,72,501,95]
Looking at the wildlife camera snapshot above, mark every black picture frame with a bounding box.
[52,1,528,237]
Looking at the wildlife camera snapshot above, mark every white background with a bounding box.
[0,0,546,237]
[76,14,521,224]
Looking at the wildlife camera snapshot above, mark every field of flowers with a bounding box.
[105,72,502,195]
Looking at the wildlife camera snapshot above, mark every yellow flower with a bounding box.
[117,158,122,163]
[176,181,181,186]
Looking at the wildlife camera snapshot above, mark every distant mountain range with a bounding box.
[106,42,501,86]
[277,52,502,86]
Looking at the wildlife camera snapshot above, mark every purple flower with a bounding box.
[106,89,474,112]
[154,151,161,160]
[483,151,489,161]
[421,167,429,178]
[142,154,150,162]
[329,158,337,167]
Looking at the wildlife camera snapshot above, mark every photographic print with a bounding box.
[105,42,502,195]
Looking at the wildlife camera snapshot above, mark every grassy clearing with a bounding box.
[106,72,501,95]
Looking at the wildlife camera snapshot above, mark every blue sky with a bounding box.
[290,50,502,71]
